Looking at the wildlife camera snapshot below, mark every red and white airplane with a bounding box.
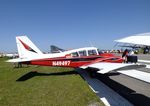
[7,36,144,75]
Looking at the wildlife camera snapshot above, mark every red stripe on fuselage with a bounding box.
[22,54,123,68]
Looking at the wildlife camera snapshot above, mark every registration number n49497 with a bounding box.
[52,61,70,66]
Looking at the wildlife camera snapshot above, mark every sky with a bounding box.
[0,0,150,52]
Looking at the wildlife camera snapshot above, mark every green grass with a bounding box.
[0,57,104,106]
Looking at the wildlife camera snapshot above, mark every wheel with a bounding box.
[89,71,97,78]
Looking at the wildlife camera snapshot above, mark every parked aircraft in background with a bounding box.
[0,53,18,58]
[50,45,66,53]
[7,36,145,77]
[4,53,18,58]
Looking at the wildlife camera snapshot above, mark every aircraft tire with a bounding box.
[88,70,96,78]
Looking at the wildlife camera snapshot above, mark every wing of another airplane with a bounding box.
[115,32,150,46]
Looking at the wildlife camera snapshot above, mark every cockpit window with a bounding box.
[71,52,79,57]
[88,50,97,56]
[79,50,87,56]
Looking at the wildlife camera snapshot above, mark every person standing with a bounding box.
[122,49,129,63]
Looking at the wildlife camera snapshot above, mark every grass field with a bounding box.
[0,57,104,106]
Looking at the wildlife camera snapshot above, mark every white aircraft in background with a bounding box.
[4,53,18,58]
[7,36,149,83]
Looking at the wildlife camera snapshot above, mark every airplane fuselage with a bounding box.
[21,53,123,68]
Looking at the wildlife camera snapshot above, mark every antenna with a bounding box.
[88,41,94,47]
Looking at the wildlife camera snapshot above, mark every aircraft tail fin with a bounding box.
[50,45,66,53]
[16,36,43,59]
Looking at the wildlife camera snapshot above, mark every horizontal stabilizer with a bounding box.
[6,58,30,63]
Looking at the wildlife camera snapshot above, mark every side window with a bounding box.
[79,50,87,56]
[88,50,97,56]
[71,52,79,57]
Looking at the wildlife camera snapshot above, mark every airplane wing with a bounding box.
[118,70,150,83]
[115,32,150,46]
[80,62,146,74]
[80,62,150,83]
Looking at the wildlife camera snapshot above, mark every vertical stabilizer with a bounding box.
[16,36,43,59]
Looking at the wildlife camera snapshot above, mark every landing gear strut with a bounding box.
[86,68,98,78]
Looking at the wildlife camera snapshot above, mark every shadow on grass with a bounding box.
[16,70,78,81]
[96,73,150,106]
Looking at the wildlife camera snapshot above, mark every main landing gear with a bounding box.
[86,68,98,78]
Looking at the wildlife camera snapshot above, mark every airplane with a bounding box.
[4,53,18,58]
[7,36,145,77]
[50,45,66,53]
